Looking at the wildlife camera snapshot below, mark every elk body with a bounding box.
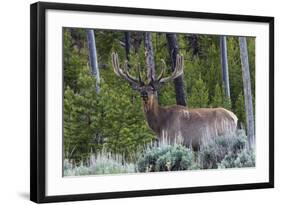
[112,52,238,150]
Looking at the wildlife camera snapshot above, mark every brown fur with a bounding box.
[142,94,238,150]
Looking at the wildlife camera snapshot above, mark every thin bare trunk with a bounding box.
[220,36,231,99]
[144,32,156,81]
[166,33,187,106]
[239,37,255,148]
[86,29,100,93]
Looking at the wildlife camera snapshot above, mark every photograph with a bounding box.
[63,28,256,176]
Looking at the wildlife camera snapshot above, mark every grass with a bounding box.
[64,150,136,176]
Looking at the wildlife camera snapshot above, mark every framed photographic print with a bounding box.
[30,1,274,203]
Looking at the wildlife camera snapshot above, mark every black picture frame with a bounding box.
[30,1,274,203]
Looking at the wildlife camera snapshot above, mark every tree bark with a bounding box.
[144,32,156,81]
[86,29,100,93]
[220,36,231,99]
[124,32,131,61]
[131,32,143,53]
[166,33,187,106]
[239,37,255,148]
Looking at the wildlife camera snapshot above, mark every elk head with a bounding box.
[111,52,184,102]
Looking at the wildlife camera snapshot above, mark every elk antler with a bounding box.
[112,52,183,88]
[157,59,167,81]
[111,52,143,86]
[157,54,184,84]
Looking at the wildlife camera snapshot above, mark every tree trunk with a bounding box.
[131,32,143,53]
[220,36,231,99]
[166,33,187,106]
[144,32,156,81]
[239,37,255,148]
[86,29,100,93]
[124,32,131,61]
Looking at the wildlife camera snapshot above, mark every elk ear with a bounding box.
[155,83,162,90]
[149,81,161,91]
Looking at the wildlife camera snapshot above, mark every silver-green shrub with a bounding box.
[137,143,197,172]
[64,130,255,176]
[64,151,136,176]
[198,129,254,169]
[218,149,255,168]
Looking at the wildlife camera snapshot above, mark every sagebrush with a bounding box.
[64,130,255,176]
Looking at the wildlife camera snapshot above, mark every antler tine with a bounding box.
[111,52,139,85]
[173,54,184,78]
[159,54,184,84]
[112,52,121,77]
[137,63,143,84]
[157,59,166,81]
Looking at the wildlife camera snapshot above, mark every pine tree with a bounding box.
[64,66,101,161]
[189,76,209,108]
[212,83,223,107]
[223,96,232,110]
[227,37,243,111]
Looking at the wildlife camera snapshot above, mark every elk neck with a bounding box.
[142,94,162,135]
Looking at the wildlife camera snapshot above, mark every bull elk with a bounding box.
[111,52,238,150]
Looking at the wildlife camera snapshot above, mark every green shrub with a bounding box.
[137,143,197,172]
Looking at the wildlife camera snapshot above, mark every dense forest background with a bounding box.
[63,28,255,163]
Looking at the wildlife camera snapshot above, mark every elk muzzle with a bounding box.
[140,91,149,102]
